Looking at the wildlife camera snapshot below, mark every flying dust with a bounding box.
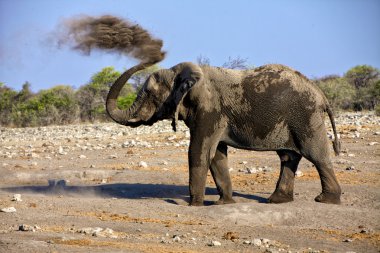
[56,15,166,63]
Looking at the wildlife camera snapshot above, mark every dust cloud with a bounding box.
[56,15,166,63]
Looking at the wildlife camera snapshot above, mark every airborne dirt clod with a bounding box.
[0,112,379,253]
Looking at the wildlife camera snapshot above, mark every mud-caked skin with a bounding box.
[106,61,342,206]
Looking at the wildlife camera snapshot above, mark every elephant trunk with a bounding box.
[106,62,153,125]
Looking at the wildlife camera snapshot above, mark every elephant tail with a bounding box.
[326,105,341,156]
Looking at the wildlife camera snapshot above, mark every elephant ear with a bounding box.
[170,63,203,131]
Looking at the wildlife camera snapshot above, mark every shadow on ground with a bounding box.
[0,182,268,205]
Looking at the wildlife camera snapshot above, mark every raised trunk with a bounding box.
[106,62,152,125]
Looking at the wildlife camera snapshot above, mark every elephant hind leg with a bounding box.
[268,150,302,204]
[210,143,235,205]
[297,126,341,204]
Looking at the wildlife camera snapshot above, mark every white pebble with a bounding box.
[295,171,303,177]
[12,194,22,202]
[139,161,148,168]
[252,238,262,246]
[1,207,16,213]
[209,240,221,246]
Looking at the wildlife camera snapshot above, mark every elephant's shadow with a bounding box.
[0,182,268,205]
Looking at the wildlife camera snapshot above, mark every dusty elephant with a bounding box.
[106,61,342,206]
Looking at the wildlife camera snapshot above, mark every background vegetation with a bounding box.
[1,61,379,127]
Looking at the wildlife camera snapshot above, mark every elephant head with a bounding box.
[106,62,202,130]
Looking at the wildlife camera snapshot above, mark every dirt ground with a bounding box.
[0,112,379,253]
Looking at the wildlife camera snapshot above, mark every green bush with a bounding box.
[316,77,356,110]
[117,93,137,110]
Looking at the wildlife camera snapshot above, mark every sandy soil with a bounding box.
[0,112,379,253]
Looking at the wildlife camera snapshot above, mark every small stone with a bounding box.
[374,132,380,135]
[11,194,22,202]
[348,154,355,157]
[346,166,355,171]
[90,165,95,168]
[368,142,378,146]
[343,238,353,242]
[252,238,262,246]
[19,224,39,232]
[208,240,221,246]
[30,153,40,158]
[223,231,239,240]
[295,171,303,177]
[247,167,258,174]
[58,146,66,155]
[173,235,181,242]
[161,160,169,165]
[0,207,16,213]
[243,240,251,245]
[78,155,87,159]
[261,238,270,245]
[109,154,118,159]
[240,161,248,165]
[167,135,177,141]
[139,161,148,168]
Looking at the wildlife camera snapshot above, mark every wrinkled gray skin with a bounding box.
[106,61,342,206]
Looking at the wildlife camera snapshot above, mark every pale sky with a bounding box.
[1,0,379,91]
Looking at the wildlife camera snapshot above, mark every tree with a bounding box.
[0,83,18,126]
[316,77,356,110]
[76,66,135,122]
[222,56,250,70]
[196,55,211,66]
[344,65,380,89]
[344,65,380,110]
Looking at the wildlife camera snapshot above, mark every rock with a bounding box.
[173,235,181,242]
[58,146,67,155]
[78,155,87,159]
[109,154,118,159]
[368,142,378,146]
[139,161,148,168]
[208,240,221,246]
[161,160,169,165]
[252,238,262,246]
[240,161,248,165]
[265,248,280,253]
[261,238,271,245]
[295,171,303,177]
[243,240,251,245]
[19,224,40,232]
[0,207,16,213]
[348,154,355,157]
[223,231,239,240]
[374,132,380,135]
[11,194,22,202]
[246,167,258,174]
[343,238,353,242]
[167,135,177,141]
[346,166,355,171]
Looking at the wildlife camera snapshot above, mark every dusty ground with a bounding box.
[0,112,379,253]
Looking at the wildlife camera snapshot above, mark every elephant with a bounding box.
[106,60,342,206]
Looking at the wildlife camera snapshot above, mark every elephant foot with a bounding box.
[189,198,204,206]
[268,191,293,204]
[214,197,236,205]
[314,192,341,204]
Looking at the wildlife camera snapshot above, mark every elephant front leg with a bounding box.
[268,150,302,204]
[188,152,209,206]
[210,143,235,205]
[188,131,224,206]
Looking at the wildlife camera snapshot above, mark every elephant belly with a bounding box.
[221,122,298,152]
